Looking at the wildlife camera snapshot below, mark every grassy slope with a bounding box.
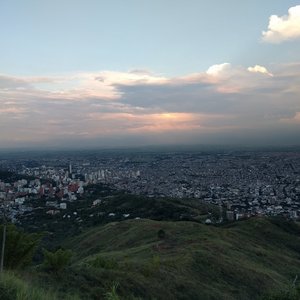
[50,217,300,299]
[0,271,79,300]
[4,217,300,299]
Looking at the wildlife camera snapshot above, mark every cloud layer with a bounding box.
[0,62,300,148]
[247,65,273,77]
[262,5,300,43]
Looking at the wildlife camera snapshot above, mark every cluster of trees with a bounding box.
[0,224,72,273]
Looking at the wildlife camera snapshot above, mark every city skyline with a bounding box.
[1,1,300,149]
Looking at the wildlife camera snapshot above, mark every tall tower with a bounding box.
[69,163,72,174]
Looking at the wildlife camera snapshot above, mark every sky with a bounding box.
[0,0,300,149]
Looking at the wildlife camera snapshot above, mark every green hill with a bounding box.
[20,193,220,247]
[5,216,300,300]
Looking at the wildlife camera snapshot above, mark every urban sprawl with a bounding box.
[1,150,300,223]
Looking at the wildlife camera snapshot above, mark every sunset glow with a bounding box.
[0,1,300,148]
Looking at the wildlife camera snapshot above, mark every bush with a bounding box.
[0,272,56,300]
[157,229,166,239]
[0,271,81,300]
[0,224,41,270]
[105,282,120,300]
[142,255,161,277]
[89,255,118,269]
[43,248,73,273]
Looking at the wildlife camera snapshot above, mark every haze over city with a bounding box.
[1,0,300,149]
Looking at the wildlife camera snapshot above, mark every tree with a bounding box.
[157,229,166,239]
[0,224,41,270]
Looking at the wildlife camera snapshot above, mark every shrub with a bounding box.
[157,229,166,239]
[43,248,73,273]
[89,255,118,269]
[105,282,120,300]
[0,224,41,270]
[0,272,56,300]
[0,271,81,300]
[142,255,161,277]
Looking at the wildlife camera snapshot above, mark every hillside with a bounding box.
[19,191,219,247]
[6,216,300,300]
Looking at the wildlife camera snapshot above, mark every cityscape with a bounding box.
[1,148,300,224]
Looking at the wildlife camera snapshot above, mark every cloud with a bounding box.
[280,112,300,124]
[247,65,273,76]
[128,69,153,75]
[87,112,235,134]
[206,63,231,76]
[0,107,25,115]
[0,75,31,90]
[262,5,300,43]
[0,63,300,148]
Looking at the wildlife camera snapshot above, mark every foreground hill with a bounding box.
[20,191,219,247]
[6,216,299,300]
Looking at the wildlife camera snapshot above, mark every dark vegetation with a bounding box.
[1,177,300,299]
[19,184,219,249]
[0,170,26,182]
[1,214,300,299]
[0,224,41,269]
[42,248,73,274]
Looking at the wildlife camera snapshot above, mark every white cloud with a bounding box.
[247,65,273,76]
[0,71,168,102]
[262,5,300,43]
[206,63,231,76]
